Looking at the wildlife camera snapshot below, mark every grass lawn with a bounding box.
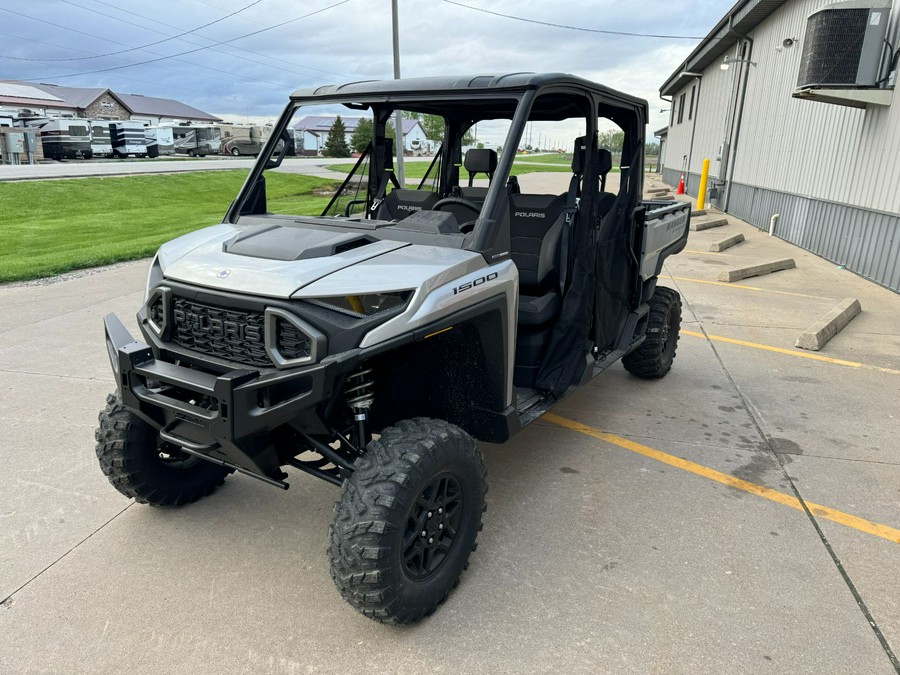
[329,156,574,182]
[0,171,339,283]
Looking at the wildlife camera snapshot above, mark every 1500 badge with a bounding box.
[452,272,498,295]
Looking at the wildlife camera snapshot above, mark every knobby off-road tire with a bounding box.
[95,393,232,507]
[622,286,682,379]
[329,418,487,624]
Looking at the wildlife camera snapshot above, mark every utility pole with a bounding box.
[391,0,405,185]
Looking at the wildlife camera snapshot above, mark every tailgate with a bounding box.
[639,200,690,280]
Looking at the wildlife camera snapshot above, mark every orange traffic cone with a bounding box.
[676,173,685,195]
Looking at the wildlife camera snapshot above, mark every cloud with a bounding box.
[1,0,720,128]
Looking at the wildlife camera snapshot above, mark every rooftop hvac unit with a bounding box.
[794,1,893,107]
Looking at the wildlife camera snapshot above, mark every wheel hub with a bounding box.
[402,473,463,580]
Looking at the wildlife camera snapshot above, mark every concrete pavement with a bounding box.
[0,173,898,673]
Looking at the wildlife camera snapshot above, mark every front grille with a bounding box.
[276,318,312,361]
[171,297,270,367]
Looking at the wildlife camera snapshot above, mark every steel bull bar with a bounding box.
[104,313,336,489]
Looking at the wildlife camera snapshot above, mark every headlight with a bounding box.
[306,292,412,318]
[143,254,164,303]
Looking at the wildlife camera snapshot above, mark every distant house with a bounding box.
[0,80,220,125]
[292,114,427,156]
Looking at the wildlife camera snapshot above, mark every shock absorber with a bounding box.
[344,366,374,448]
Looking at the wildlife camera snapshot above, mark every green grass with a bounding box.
[0,171,339,282]
[329,156,573,182]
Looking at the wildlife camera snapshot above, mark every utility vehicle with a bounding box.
[96,73,690,624]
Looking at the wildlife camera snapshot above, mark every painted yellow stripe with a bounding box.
[668,275,829,300]
[682,330,900,375]
[543,413,900,545]
[683,249,721,256]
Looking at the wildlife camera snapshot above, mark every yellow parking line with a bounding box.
[668,275,829,300]
[543,413,900,545]
[682,330,900,375]
[683,249,721,256]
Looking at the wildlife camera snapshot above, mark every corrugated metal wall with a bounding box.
[728,182,900,291]
[659,0,899,292]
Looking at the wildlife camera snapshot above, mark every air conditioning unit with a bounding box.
[793,1,893,108]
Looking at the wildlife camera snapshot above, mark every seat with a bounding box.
[597,148,616,218]
[509,193,567,300]
[458,148,497,203]
[374,188,440,221]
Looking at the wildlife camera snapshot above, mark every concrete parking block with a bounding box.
[796,298,862,351]
[709,233,745,252]
[691,209,707,217]
[717,258,796,282]
[691,217,728,231]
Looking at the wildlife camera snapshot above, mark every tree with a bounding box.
[322,116,350,157]
[644,141,660,156]
[421,114,444,141]
[597,129,624,153]
[350,117,373,154]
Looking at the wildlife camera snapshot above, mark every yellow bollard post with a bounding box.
[697,158,710,211]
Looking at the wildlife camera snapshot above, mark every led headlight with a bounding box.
[306,292,412,318]
[143,253,164,303]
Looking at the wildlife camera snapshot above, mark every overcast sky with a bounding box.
[2,0,724,134]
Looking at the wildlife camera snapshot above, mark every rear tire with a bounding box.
[329,418,486,624]
[95,393,232,506]
[622,286,681,378]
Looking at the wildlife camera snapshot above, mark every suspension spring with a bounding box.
[345,366,375,449]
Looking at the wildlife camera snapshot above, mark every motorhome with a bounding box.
[145,126,175,157]
[110,120,148,158]
[90,121,112,157]
[39,119,92,159]
[217,124,272,156]
[171,125,220,156]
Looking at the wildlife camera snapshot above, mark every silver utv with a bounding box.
[96,73,690,624]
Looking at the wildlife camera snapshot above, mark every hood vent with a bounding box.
[224,224,377,261]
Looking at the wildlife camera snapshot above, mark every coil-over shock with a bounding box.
[344,366,374,448]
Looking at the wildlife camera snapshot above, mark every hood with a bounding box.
[160,221,409,298]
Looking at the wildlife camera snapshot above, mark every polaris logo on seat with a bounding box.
[396,205,422,212]
[514,212,546,218]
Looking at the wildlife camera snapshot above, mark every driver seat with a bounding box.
[374,189,440,221]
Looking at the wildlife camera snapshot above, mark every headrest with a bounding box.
[598,148,613,176]
[571,136,587,174]
[464,148,498,174]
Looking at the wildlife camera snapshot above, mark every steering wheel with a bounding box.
[432,197,481,233]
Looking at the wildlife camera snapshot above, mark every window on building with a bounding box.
[677,93,686,124]
[688,85,696,120]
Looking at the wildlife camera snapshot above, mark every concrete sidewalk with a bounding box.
[0,176,898,673]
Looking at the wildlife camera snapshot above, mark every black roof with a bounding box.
[290,73,648,113]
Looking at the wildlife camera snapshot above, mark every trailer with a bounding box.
[90,121,112,157]
[145,126,175,157]
[110,120,148,158]
[172,125,220,156]
[218,124,272,156]
[39,119,92,160]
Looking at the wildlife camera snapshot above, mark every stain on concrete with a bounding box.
[780,375,821,384]
[770,438,803,455]
[770,531,779,536]
[559,467,580,474]
[732,451,778,484]
[601,561,620,572]
[718,405,735,413]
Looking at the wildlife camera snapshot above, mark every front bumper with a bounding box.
[104,313,346,485]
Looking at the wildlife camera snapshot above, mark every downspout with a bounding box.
[724,33,754,212]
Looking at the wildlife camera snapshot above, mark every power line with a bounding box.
[0,6,287,88]
[15,0,353,82]
[87,0,351,79]
[0,0,262,62]
[441,0,713,40]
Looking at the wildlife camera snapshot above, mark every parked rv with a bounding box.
[90,121,112,157]
[39,119,92,160]
[172,125,220,156]
[109,120,148,158]
[218,124,272,156]
[145,126,175,157]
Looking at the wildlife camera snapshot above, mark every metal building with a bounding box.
[659,0,899,292]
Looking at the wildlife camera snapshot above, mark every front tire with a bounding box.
[230,147,240,156]
[95,393,232,506]
[622,286,682,378]
[329,418,487,624]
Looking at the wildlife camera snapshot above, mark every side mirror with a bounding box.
[265,129,291,169]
